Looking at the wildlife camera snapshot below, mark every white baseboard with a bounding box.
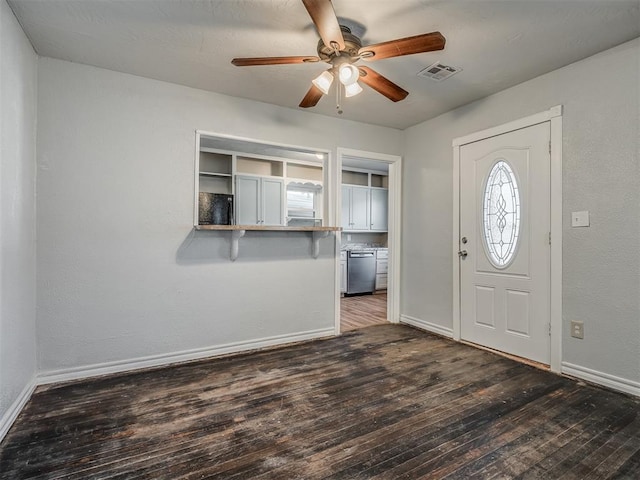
[0,378,37,443]
[38,327,335,386]
[400,315,453,338]
[562,362,640,397]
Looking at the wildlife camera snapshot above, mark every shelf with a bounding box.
[237,156,283,177]
[194,225,341,261]
[199,171,232,177]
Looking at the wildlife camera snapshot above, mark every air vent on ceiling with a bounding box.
[418,62,461,81]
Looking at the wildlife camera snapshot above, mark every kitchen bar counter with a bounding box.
[195,225,340,232]
[195,225,341,260]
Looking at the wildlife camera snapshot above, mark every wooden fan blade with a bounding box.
[358,66,408,102]
[359,32,445,61]
[231,56,320,66]
[299,84,324,108]
[301,0,345,51]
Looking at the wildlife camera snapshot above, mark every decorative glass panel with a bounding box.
[482,160,521,267]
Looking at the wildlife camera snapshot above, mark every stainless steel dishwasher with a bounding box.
[346,250,377,295]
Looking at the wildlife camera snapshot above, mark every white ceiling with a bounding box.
[8,0,640,130]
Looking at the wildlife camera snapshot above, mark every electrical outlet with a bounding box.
[571,320,584,339]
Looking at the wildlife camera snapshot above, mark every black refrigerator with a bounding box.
[198,193,234,225]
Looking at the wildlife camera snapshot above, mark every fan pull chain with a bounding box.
[336,82,343,115]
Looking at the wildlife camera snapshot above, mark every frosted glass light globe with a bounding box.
[345,82,363,97]
[312,71,334,95]
[338,64,359,86]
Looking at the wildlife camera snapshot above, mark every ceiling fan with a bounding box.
[231,0,445,111]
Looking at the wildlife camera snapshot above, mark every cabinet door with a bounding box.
[376,259,388,274]
[341,186,351,229]
[350,187,370,230]
[262,178,284,226]
[236,175,260,225]
[340,261,347,293]
[370,188,388,231]
[376,273,388,290]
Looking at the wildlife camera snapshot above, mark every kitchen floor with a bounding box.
[340,292,388,333]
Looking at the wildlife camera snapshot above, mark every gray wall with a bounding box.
[36,58,403,374]
[0,0,38,429]
[402,38,640,383]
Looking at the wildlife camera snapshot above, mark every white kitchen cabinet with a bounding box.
[375,273,388,290]
[341,187,350,231]
[236,175,284,226]
[262,178,284,225]
[340,251,347,293]
[376,248,388,290]
[342,186,370,231]
[341,167,388,232]
[236,175,259,225]
[370,188,388,231]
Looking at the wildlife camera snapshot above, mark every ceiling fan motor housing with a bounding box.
[317,26,362,63]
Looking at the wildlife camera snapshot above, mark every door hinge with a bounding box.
[548,141,552,155]
[548,323,552,336]
[548,232,551,245]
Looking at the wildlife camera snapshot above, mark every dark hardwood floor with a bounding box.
[341,292,388,332]
[1,324,639,479]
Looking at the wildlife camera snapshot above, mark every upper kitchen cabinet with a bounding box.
[236,156,285,226]
[342,186,370,230]
[341,169,388,232]
[236,175,284,226]
[370,188,388,231]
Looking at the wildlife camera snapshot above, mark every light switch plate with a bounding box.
[571,211,590,227]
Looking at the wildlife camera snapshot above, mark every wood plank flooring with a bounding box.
[1,324,639,479]
[341,292,388,332]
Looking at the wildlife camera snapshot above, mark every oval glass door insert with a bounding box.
[482,160,521,268]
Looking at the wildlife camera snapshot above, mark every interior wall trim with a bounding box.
[37,328,335,386]
[0,378,37,443]
[562,362,640,397]
[400,315,454,338]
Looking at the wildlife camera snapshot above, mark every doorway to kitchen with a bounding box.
[335,148,401,334]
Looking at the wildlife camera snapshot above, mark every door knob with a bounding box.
[458,250,468,259]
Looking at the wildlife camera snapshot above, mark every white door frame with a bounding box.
[452,105,563,373]
[335,148,402,334]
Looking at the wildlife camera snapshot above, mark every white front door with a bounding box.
[459,122,551,364]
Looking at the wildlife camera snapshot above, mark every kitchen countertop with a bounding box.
[342,245,388,252]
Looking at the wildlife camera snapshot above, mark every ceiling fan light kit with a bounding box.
[230,0,446,111]
[338,64,359,85]
[344,82,363,98]
[312,70,334,95]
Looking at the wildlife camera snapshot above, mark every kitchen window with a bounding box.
[287,183,322,226]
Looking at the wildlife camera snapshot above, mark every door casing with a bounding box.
[335,148,402,334]
[453,106,563,373]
